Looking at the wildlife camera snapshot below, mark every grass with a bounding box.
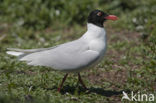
[0,0,156,102]
[0,21,155,103]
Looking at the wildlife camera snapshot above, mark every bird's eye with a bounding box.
[97,12,102,16]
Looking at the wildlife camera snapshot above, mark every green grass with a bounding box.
[0,0,156,103]
[0,23,155,103]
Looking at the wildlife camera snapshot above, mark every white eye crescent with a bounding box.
[97,12,102,16]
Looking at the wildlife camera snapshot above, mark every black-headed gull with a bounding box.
[7,10,118,92]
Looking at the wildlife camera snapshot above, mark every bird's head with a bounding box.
[88,10,118,27]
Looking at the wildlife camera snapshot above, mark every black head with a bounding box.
[88,10,118,27]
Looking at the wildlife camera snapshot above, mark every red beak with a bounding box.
[105,15,118,21]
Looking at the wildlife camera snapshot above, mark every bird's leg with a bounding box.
[58,73,68,92]
[78,73,87,89]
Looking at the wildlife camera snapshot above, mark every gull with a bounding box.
[7,10,118,92]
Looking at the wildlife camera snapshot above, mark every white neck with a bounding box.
[87,23,104,31]
[82,23,106,40]
[81,23,107,55]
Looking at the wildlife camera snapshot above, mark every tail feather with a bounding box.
[6,51,24,56]
[6,47,46,61]
[6,48,32,58]
[6,46,58,64]
[6,48,44,59]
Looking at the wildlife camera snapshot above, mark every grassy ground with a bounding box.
[0,20,155,103]
[0,1,156,102]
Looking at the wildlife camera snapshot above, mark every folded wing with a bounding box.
[6,39,100,71]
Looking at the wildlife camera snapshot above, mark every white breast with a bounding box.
[82,23,107,56]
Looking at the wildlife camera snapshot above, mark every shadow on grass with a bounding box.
[87,87,123,97]
[46,85,130,97]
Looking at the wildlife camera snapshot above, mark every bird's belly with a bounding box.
[62,55,103,73]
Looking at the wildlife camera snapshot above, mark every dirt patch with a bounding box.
[88,68,127,87]
[106,28,141,43]
[86,28,142,89]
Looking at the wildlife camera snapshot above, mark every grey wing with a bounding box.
[20,40,100,71]
[6,45,58,58]
[7,45,58,53]
[23,50,100,71]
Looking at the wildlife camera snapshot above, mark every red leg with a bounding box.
[58,73,68,92]
[78,73,87,89]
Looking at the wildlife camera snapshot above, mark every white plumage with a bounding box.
[6,51,24,56]
[6,9,118,92]
[7,23,107,72]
